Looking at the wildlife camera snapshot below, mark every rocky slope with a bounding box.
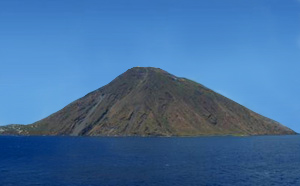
[0,67,296,136]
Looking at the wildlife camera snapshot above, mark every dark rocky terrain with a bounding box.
[0,67,296,136]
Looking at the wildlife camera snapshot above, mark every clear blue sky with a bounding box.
[0,0,299,132]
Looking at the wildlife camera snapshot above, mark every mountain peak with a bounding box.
[126,66,168,75]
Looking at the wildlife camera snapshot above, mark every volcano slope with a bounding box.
[0,67,296,136]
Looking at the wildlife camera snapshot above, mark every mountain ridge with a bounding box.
[0,67,296,136]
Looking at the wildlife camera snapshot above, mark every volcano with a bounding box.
[0,67,296,136]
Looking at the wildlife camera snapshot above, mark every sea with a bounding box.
[0,135,299,186]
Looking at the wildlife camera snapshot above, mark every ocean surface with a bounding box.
[0,135,300,186]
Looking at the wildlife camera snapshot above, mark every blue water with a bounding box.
[0,136,300,186]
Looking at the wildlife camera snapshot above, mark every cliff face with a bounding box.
[0,67,296,136]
